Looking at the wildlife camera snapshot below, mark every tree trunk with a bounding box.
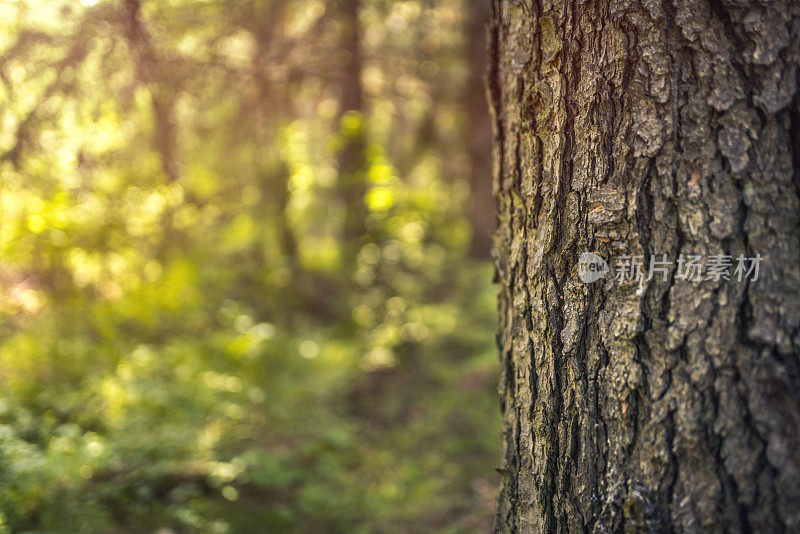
[464,0,495,259]
[337,0,368,272]
[123,0,179,182]
[489,1,800,532]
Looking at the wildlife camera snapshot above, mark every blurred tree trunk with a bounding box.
[123,0,178,182]
[490,0,800,532]
[463,0,494,259]
[337,0,368,272]
[252,0,299,274]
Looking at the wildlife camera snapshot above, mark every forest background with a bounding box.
[0,1,501,532]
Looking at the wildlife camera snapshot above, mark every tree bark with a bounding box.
[490,0,800,532]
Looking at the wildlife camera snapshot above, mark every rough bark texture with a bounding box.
[490,0,800,532]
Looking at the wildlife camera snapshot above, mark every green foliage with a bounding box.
[0,0,498,532]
